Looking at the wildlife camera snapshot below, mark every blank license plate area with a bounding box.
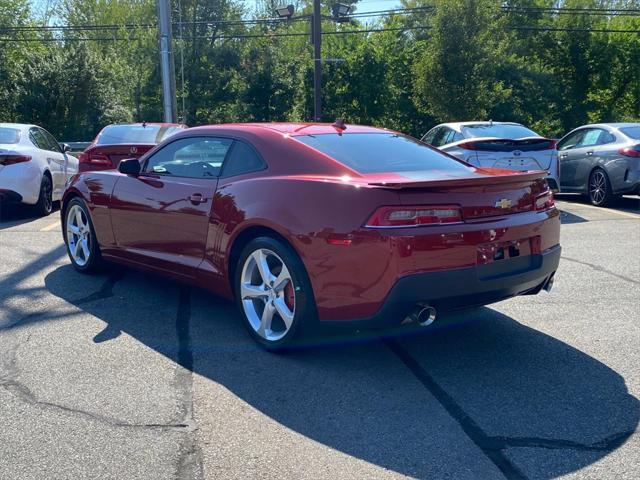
[494,158,538,169]
[477,238,532,266]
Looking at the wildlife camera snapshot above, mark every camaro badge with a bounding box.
[495,198,512,209]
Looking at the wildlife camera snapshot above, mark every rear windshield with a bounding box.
[620,126,640,140]
[294,133,472,174]
[0,127,20,144]
[97,125,182,145]
[461,124,538,139]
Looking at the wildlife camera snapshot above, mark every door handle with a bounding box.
[586,151,594,155]
[189,194,207,204]
[560,154,568,159]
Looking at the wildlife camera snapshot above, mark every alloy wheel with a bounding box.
[42,178,53,213]
[589,170,607,205]
[240,248,296,342]
[66,205,92,267]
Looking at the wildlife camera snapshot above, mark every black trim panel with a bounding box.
[324,245,561,326]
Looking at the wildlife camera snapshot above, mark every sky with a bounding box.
[30,0,403,23]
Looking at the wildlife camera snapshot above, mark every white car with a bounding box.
[422,121,560,192]
[0,123,79,216]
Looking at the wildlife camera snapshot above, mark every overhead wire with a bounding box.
[1,5,639,42]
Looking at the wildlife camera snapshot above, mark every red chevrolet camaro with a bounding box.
[61,123,561,348]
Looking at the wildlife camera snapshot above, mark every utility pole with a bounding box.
[312,0,322,122]
[158,0,177,123]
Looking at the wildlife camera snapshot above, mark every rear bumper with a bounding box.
[546,177,560,193]
[326,245,561,326]
[614,178,640,195]
[0,189,24,203]
[0,163,41,204]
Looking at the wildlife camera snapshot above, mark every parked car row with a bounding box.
[0,122,185,215]
[1,120,638,218]
[422,121,640,206]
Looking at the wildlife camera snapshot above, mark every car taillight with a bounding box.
[365,205,463,228]
[457,141,479,150]
[0,154,32,165]
[79,152,111,165]
[545,139,558,150]
[534,190,555,211]
[618,146,640,158]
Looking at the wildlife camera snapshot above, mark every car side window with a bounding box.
[557,130,586,151]
[40,129,62,153]
[29,128,48,150]
[597,131,616,145]
[144,137,232,179]
[221,141,266,177]
[442,128,462,145]
[431,128,449,147]
[578,129,604,148]
[421,129,437,145]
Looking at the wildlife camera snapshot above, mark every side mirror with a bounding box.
[118,158,141,175]
[60,143,71,153]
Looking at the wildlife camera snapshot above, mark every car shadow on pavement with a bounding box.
[35,265,640,479]
[0,202,58,229]
[558,210,588,224]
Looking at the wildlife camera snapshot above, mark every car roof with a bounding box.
[187,123,389,136]
[575,122,639,130]
[0,123,36,130]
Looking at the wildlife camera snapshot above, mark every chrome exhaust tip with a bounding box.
[404,304,437,327]
[543,274,555,293]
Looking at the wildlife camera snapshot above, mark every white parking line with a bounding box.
[40,221,61,231]
[572,203,640,219]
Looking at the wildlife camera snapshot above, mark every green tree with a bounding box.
[412,0,511,122]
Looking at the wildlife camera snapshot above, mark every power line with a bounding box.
[0,36,141,42]
[0,16,310,33]
[324,25,431,35]
[346,6,434,18]
[2,5,639,40]
[503,6,640,15]
[512,26,640,33]
[2,4,638,34]
[4,22,639,44]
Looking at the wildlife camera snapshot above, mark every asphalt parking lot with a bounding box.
[0,195,639,480]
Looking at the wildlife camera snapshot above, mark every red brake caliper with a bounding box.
[284,282,295,310]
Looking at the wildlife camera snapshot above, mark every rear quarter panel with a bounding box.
[206,175,402,302]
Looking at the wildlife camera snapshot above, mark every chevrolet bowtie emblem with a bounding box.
[495,198,512,209]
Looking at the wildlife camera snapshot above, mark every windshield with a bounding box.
[294,133,472,174]
[461,124,539,139]
[620,126,640,140]
[0,127,20,144]
[96,125,182,145]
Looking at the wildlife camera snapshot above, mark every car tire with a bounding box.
[63,198,102,273]
[234,236,316,351]
[588,168,614,207]
[34,174,53,216]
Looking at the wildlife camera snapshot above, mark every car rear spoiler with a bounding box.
[368,170,548,190]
